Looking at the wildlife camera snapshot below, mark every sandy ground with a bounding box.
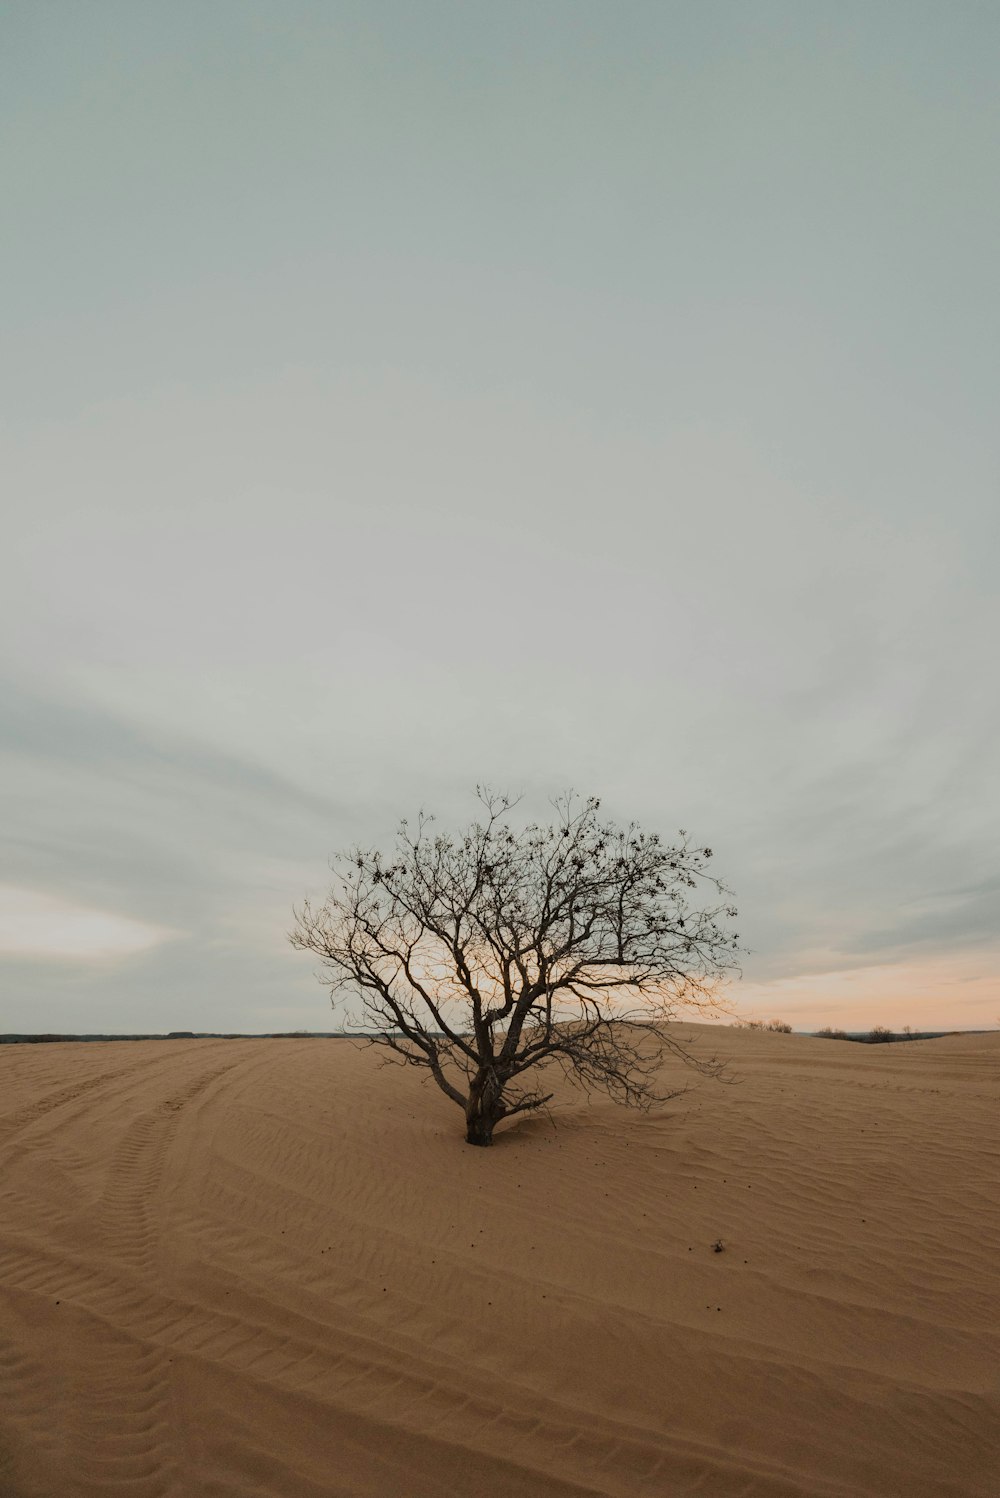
[0,1026,997,1498]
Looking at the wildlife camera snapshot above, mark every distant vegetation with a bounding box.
[728,1023,973,1044]
[817,1026,923,1043]
[0,1032,348,1045]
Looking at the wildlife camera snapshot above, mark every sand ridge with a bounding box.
[0,1027,997,1496]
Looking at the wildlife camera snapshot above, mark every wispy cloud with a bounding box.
[0,675,357,1028]
[0,885,173,960]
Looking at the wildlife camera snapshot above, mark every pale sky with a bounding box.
[3,1,998,1033]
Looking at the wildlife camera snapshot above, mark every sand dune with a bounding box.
[0,1026,997,1497]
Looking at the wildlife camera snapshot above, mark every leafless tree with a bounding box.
[290,791,741,1145]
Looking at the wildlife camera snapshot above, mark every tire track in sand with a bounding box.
[0,1326,68,1498]
[51,1049,257,1497]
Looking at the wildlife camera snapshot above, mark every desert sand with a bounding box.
[0,1025,997,1497]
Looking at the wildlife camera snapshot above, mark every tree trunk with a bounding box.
[465,1069,505,1147]
[465,1109,499,1146]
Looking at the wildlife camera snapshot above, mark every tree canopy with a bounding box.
[291,791,740,1144]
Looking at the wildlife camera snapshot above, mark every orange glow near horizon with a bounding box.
[728,952,1000,1032]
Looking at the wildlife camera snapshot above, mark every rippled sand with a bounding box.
[1,1025,997,1496]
